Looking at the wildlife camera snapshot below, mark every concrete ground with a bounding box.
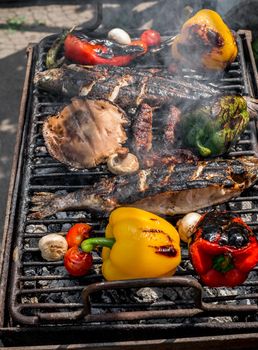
[0,1,100,250]
[0,0,258,249]
[0,0,199,246]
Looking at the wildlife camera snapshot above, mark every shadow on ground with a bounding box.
[0,49,26,243]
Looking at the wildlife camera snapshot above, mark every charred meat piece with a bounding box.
[43,98,128,169]
[142,149,197,168]
[132,103,153,156]
[30,156,258,219]
[164,105,181,146]
[34,65,220,108]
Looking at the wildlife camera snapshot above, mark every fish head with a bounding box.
[34,68,64,94]
[232,156,258,188]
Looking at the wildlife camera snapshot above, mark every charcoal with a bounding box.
[35,146,47,154]
[24,268,36,277]
[26,224,47,233]
[242,201,252,209]
[162,287,179,301]
[69,212,87,219]
[24,238,38,248]
[38,280,49,287]
[208,316,234,323]
[135,288,162,303]
[48,223,62,232]
[54,266,67,275]
[23,281,37,289]
[61,223,72,231]
[55,211,67,219]
[41,267,50,276]
[21,296,38,304]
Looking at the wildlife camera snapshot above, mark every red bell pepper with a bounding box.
[189,211,258,287]
[64,33,148,66]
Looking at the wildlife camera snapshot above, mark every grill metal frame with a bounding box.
[1,30,258,348]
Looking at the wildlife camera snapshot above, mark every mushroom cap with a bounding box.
[107,152,139,175]
[43,98,128,169]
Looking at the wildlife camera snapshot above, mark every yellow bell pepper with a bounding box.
[171,9,238,70]
[81,207,181,281]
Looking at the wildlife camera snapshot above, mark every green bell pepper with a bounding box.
[181,95,250,157]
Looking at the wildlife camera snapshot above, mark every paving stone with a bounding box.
[0,1,97,244]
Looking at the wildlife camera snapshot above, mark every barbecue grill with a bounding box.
[1,3,258,349]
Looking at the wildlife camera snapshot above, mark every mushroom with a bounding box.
[38,233,68,261]
[43,98,129,169]
[176,212,202,243]
[107,151,139,175]
[107,28,131,45]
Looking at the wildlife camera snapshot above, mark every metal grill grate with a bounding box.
[3,31,258,342]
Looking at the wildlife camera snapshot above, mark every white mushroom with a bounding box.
[38,233,68,261]
[107,152,139,175]
[176,212,202,243]
[107,28,131,45]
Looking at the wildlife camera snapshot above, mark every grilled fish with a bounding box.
[30,156,258,219]
[34,64,220,108]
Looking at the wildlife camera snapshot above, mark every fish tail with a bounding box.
[31,192,56,204]
[30,192,65,219]
[29,185,116,219]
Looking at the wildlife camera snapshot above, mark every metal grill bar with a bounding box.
[1,29,258,348]
[12,34,258,323]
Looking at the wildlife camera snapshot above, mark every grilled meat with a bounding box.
[30,156,258,219]
[34,64,220,108]
[43,98,128,169]
[141,149,197,168]
[132,103,153,156]
[164,105,181,146]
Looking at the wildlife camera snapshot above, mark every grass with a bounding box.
[1,16,46,33]
[6,16,26,31]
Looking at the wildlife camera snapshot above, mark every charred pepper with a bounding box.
[172,9,238,70]
[46,30,68,69]
[81,207,181,281]
[180,95,250,157]
[64,32,148,66]
[189,211,258,287]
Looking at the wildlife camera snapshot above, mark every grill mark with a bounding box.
[136,76,148,106]
[109,75,132,101]
[138,169,150,192]
[80,81,96,96]
[149,244,178,257]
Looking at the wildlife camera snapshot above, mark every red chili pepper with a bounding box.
[189,211,258,287]
[64,33,148,66]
